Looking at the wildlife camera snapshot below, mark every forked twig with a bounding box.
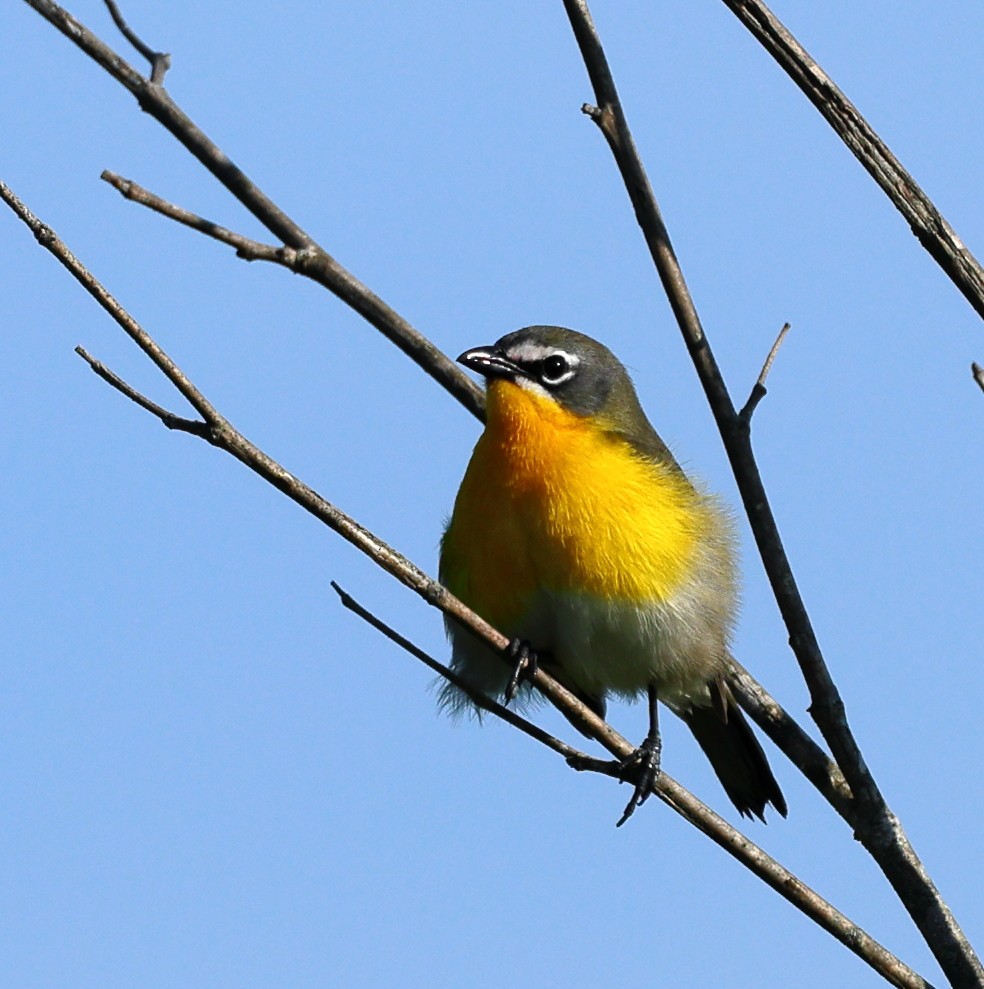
[22,0,483,420]
[103,0,169,83]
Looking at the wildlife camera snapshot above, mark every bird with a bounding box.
[438,325,786,825]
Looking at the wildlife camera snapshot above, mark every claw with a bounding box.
[504,638,538,705]
[615,733,662,827]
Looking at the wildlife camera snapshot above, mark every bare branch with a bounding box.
[740,322,791,423]
[23,0,483,420]
[560,2,982,985]
[102,0,169,83]
[334,590,932,989]
[972,363,984,394]
[101,171,279,259]
[720,0,984,323]
[0,178,220,426]
[75,346,210,438]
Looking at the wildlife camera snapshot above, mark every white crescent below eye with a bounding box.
[540,351,579,386]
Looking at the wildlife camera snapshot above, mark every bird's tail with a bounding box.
[682,694,787,821]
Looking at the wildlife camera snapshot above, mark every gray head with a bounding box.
[458,325,651,431]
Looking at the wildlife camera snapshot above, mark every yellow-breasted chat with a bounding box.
[439,325,786,824]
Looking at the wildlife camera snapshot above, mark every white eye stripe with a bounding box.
[503,344,580,386]
[505,343,579,366]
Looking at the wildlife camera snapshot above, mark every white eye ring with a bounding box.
[540,352,577,386]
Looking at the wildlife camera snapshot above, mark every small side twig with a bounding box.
[103,0,170,84]
[331,581,584,760]
[101,171,282,260]
[739,322,791,423]
[75,346,210,438]
[0,178,220,426]
[972,362,984,394]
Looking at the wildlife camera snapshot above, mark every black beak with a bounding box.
[456,347,526,380]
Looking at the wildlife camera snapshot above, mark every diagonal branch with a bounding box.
[22,0,483,420]
[563,0,864,794]
[0,179,220,426]
[559,2,982,986]
[3,180,933,989]
[333,587,931,989]
[720,0,984,323]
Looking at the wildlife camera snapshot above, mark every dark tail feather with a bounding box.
[683,700,787,821]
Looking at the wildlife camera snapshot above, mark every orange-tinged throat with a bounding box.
[451,379,702,608]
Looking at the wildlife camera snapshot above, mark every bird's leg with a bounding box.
[616,684,662,827]
[504,638,539,705]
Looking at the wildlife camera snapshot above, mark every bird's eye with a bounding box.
[540,354,573,385]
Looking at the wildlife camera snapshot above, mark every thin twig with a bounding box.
[0,179,220,426]
[560,3,982,985]
[101,171,279,258]
[331,581,585,760]
[23,0,483,420]
[103,0,170,83]
[75,346,210,438]
[720,0,984,323]
[740,322,791,423]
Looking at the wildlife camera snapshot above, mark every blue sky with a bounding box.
[2,2,982,987]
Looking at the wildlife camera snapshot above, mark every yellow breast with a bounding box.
[441,379,704,633]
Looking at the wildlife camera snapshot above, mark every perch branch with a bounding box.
[331,587,931,989]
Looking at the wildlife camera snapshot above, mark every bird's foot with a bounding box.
[504,638,538,705]
[615,733,662,827]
